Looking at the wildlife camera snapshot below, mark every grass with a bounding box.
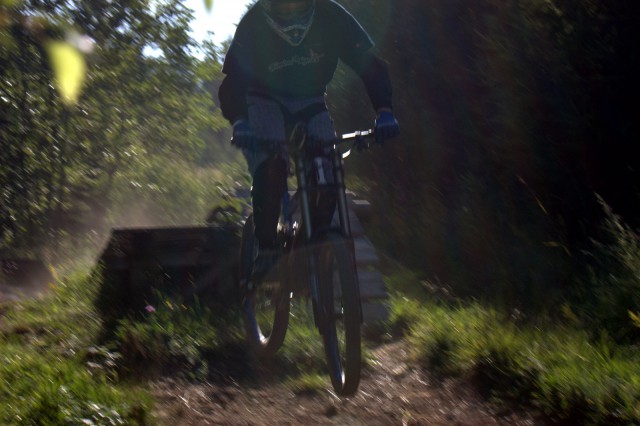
[0,266,252,425]
[260,298,374,392]
[7,236,637,425]
[285,373,328,395]
[0,271,152,425]
[0,344,150,425]
[110,296,246,381]
[275,301,327,374]
[385,281,640,425]
[0,256,376,423]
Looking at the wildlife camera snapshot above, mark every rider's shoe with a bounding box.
[251,249,280,281]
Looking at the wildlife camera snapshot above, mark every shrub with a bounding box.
[111,297,242,380]
[578,198,640,343]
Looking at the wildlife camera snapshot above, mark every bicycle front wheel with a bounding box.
[240,215,290,358]
[317,232,362,396]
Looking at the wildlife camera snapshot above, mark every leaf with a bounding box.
[45,41,86,105]
[630,311,640,329]
[204,0,213,12]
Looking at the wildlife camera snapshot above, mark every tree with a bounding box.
[0,0,229,257]
[333,0,639,311]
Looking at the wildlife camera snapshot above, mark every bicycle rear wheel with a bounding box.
[317,232,362,395]
[240,215,290,357]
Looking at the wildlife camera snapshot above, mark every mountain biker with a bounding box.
[218,0,400,277]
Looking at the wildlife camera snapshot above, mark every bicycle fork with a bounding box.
[293,147,359,333]
[331,149,351,238]
[292,152,323,330]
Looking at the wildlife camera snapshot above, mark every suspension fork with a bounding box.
[293,151,323,325]
[332,149,351,238]
[331,147,362,323]
[294,152,314,242]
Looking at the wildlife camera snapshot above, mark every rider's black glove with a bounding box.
[231,119,256,151]
[374,110,400,145]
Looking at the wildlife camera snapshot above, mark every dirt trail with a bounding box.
[151,340,546,425]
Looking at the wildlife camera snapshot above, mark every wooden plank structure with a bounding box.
[95,225,240,328]
[344,196,390,329]
[95,195,389,329]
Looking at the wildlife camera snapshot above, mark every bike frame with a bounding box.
[278,124,372,327]
[240,125,372,393]
[283,125,373,242]
[292,137,350,241]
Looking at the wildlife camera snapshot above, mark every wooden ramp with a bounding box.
[95,195,389,328]
[345,196,390,328]
[95,225,240,327]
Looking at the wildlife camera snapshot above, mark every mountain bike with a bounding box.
[239,124,374,396]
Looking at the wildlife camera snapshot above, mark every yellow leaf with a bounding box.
[630,311,640,329]
[204,0,213,12]
[45,41,86,105]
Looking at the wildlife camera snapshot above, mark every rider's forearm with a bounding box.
[344,51,394,112]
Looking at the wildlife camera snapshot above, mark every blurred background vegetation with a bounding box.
[1,0,639,341]
[0,0,240,266]
[332,0,640,344]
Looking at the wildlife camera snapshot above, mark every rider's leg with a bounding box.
[249,157,288,278]
[252,157,288,251]
[243,95,288,277]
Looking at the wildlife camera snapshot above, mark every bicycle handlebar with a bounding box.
[340,129,374,141]
[290,127,378,153]
[337,129,375,158]
[232,123,376,157]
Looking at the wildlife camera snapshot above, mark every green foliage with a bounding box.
[0,345,150,425]
[534,347,640,425]
[1,270,102,352]
[108,154,245,227]
[387,295,423,337]
[0,270,152,425]
[1,0,232,259]
[383,269,430,301]
[390,292,640,424]
[333,0,640,326]
[0,0,88,105]
[111,298,242,380]
[575,198,640,343]
[406,302,500,374]
[275,301,327,374]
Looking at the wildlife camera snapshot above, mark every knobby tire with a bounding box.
[317,232,362,396]
[240,215,290,358]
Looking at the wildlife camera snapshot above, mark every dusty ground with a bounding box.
[151,341,547,426]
